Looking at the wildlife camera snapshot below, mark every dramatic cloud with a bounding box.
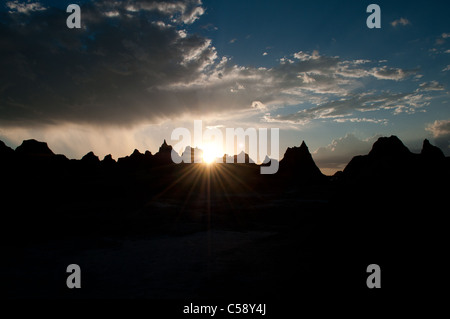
[426,120,450,153]
[0,0,216,126]
[391,18,410,27]
[265,91,429,124]
[0,0,441,130]
[426,119,450,137]
[443,65,450,72]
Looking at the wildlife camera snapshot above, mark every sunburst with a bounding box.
[202,143,222,164]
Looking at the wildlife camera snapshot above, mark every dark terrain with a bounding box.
[0,136,448,306]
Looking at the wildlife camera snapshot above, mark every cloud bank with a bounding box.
[0,0,440,129]
[391,18,410,27]
[426,119,450,153]
[313,134,382,172]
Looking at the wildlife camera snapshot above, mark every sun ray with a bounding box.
[210,165,245,227]
[151,163,203,200]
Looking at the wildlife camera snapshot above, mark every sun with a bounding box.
[202,143,222,164]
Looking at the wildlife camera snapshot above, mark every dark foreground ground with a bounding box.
[1,159,448,314]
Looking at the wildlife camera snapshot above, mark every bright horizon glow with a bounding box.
[202,142,223,164]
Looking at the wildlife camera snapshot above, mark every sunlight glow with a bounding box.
[202,143,223,164]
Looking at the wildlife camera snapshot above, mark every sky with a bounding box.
[0,0,449,175]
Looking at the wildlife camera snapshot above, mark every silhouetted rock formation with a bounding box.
[131,149,143,158]
[101,154,116,168]
[421,139,445,159]
[262,155,271,164]
[117,149,153,170]
[234,151,254,164]
[222,154,234,163]
[154,140,180,165]
[15,139,54,157]
[54,154,69,162]
[219,151,255,164]
[130,149,153,162]
[0,141,15,169]
[159,139,171,153]
[368,135,411,158]
[279,141,325,182]
[327,170,343,183]
[102,154,115,163]
[0,140,14,158]
[342,135,449,183]
[181,146,203,163]
[260,155,279,167]
[12,139,70,165]
[343,136,410,178]
[2,136,448,187]
[81,151,100,163]
[132,149,149,162]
